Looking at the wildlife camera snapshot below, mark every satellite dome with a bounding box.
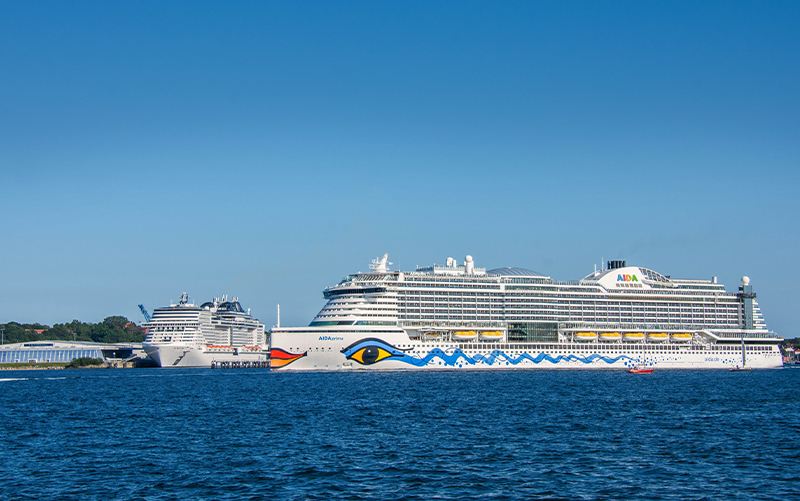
[742,276,750,286]
[465,255,473,262]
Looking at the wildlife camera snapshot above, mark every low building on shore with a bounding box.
[0,341,151,365]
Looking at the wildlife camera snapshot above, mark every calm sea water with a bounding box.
[1,368,799,500]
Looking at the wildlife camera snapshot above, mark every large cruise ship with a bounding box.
[143,293,267,367]
[270,254,783,370]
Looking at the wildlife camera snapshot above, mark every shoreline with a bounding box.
[0,363,110,371]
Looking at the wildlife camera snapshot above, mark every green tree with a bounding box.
[103,316,130,331]
[65,357,104,368]
[1,317,145,344]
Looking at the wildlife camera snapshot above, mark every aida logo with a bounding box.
[617,274,639,282]
[319,336,344,341]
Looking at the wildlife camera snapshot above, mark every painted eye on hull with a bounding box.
[349,346,394,365]
[341,338,409,366]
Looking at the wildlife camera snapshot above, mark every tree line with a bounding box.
[0,316,146,345]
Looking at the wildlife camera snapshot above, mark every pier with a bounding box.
[211,360,269,369]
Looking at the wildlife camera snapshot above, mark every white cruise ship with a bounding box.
[270,254,783,370]
[143,293,267,367]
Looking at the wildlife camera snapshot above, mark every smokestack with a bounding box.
[608,260,627,270]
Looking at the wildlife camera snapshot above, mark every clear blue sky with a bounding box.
[1,1,798,336]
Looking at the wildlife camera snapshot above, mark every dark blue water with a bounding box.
[1,368,799,500]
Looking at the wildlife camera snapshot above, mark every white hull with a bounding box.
[270,328,783,371]
[143,343,268,368]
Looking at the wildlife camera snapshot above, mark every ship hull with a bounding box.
[143,343,268,368]
[269,329,783,371]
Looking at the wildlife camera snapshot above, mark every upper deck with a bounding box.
[314,254,773,336]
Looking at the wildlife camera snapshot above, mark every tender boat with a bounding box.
[599,332,622,342]
[452,331,478,341]
[623,332,645,342]
[574,332,598,342]
[479,331,503,341]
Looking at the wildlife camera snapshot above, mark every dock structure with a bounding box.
[210,360,269,369]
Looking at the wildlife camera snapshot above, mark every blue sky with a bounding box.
[1,1,798,335]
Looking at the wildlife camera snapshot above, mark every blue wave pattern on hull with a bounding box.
[414,348,634,367]
[341,338,634,367]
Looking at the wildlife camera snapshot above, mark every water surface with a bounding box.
[1,368,798,500]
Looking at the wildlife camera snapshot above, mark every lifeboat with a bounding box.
[599,332,622,342]
[479,331,503,342]
[671,333,693,343]
[452,331,478,341]
[648,332,669,343]
[574,332,598,342]
[623,332,645,342]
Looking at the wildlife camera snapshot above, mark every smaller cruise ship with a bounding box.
[143,293,267,367]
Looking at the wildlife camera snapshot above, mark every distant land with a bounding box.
[783,338,800,349]
[0,317,146,345]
